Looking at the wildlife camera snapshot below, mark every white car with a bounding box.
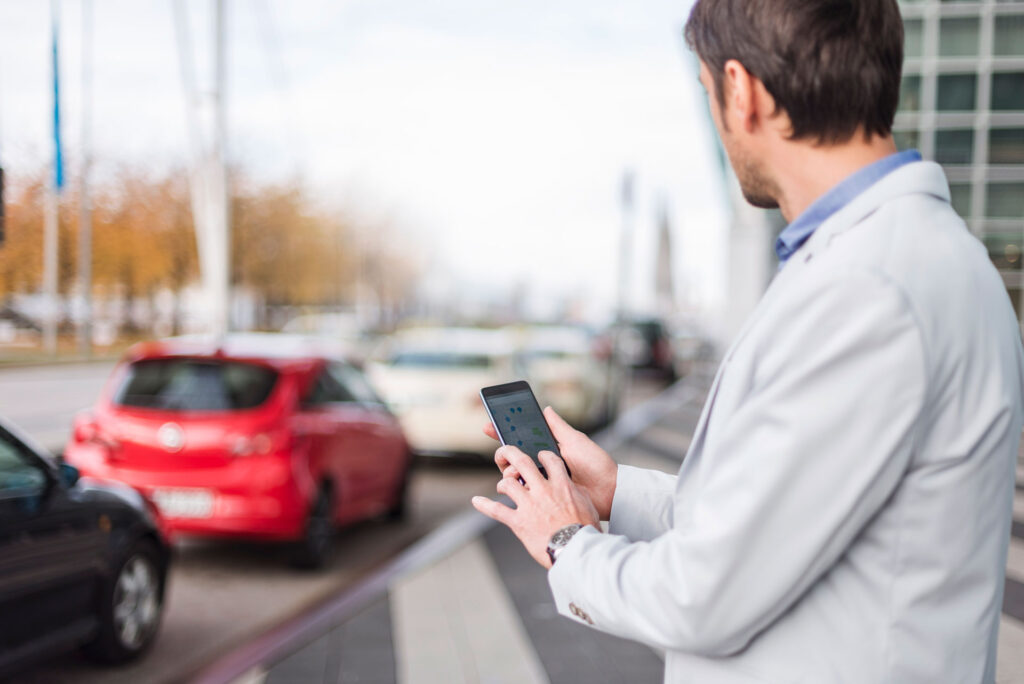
[365,328,517,457]
[510,325,623,432]
[280,312,372,362]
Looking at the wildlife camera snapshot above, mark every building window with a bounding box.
[991,73,1024,111]
[939,17,980,57]
[987,183,1024,219]
[904,18,923,58]
[935,129,974,164]
[937,74,977,111]
[994,14,1024,57]
[989,128,1024,165]
[899,75,921,111]
[949,183,972,217]
[894,129,920,152]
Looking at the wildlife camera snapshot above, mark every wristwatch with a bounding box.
[547,523,584,565]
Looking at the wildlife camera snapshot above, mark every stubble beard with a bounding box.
[741,182,780,210]
[730,142,780,210]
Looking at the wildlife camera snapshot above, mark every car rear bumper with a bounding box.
[64,444,309,541]
[142,488,305,540]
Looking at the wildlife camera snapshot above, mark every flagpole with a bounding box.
[77,0,94,356]
[43,0,63,355]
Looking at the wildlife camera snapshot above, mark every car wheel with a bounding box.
[84,539,164,664]
[385,460,412,522]
[290,486,334,569]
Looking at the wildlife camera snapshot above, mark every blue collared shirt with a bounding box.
[775,149,923,265]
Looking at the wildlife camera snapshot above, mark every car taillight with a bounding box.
[72,412,122,457]
[655,339,672,365]
[73,415,98,443]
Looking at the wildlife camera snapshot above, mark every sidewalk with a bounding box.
[208,363,1024,684]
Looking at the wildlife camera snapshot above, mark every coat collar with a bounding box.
[791,160,951,266]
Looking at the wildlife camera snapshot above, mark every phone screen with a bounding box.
[480,381,564,470]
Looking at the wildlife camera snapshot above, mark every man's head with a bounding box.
[685,0,904,209]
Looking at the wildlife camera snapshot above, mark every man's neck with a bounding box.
[772,134,899,223]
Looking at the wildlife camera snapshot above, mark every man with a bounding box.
[471,0,1024,682]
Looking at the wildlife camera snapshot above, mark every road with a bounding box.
[0,361,118,451]
[0,361,663,683]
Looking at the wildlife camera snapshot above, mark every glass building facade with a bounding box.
[895,0,1024,322]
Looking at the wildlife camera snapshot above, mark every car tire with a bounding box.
[385,459,412,522]
[290,485,334,570]
[83,539,164,664]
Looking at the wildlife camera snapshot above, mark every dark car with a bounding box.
[612,317,678,382]
[0,419,170,678]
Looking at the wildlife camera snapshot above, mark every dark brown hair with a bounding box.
[684,0,904,144]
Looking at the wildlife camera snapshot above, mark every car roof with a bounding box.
[124,333,353,370]
[280,312,362,337]
[507,325,592,350]
[383,327,515,356]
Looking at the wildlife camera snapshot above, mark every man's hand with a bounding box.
[483,406,618,520]
[472,447,600,568]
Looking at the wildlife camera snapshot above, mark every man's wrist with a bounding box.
[598,465,618,520]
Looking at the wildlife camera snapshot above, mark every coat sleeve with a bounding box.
[547,268,928,655]
[606,464,679,542]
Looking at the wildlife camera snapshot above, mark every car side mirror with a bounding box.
[59,462,81,489]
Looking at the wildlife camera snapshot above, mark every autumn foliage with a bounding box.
[0,166,418,332]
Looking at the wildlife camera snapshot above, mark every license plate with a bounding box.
[152,489,214,518]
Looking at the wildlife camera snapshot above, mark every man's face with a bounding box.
[698,62,780,210]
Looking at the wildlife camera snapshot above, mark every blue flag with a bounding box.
[51,12,63,192]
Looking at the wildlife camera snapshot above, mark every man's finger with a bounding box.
[482,423,499,441]
[471,496,515,526]
[502,464,520,480]
[497,445,544,485]
[496,476,528,505]
[538,450,570,487]
[494,446,512,471]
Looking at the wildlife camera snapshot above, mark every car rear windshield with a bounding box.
[388,352,493,369]
[113,359,279,411]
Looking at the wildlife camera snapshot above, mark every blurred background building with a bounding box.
[894,0,1024,325]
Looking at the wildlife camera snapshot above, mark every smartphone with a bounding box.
[480,380,569,479]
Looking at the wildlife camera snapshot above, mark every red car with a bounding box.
[64,335,413,568]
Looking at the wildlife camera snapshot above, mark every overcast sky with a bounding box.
[0,0,730,323]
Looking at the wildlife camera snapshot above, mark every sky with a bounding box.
[0,0,731,324]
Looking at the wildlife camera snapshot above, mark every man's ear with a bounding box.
[752,78,789,138]
[722,59,757,134]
